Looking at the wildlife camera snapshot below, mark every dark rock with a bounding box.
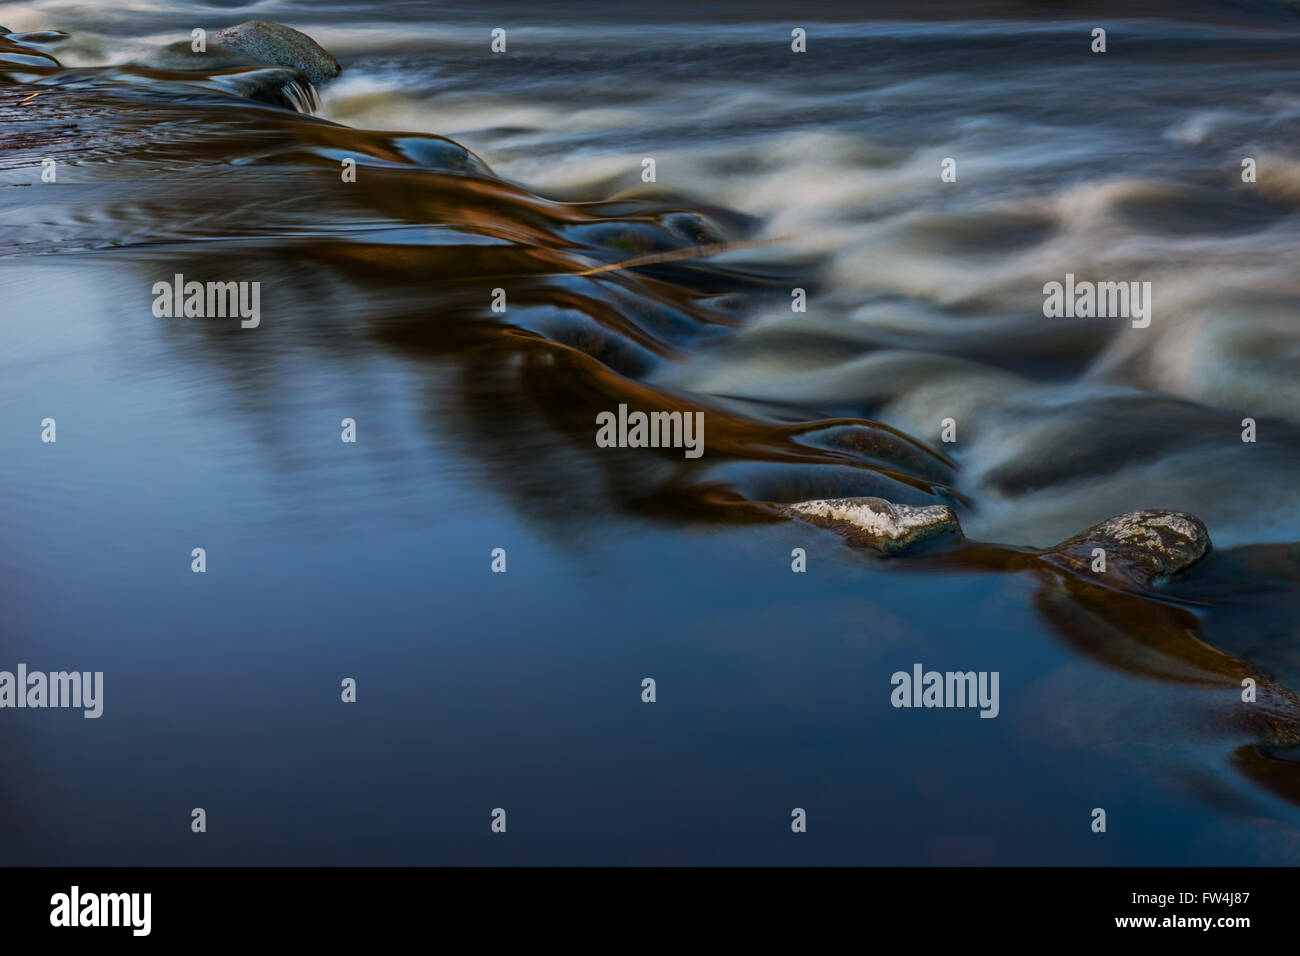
[662,212,729,246]
[391,135,490,174]
[209,67,321,112]
[210,21,341,86]
[785,496,962,554]
[9,31,69,44]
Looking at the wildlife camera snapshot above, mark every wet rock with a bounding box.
[799,422,956,486]
[391,135,490,174]
[211,21,342,86]
[1043,509,1210,586]
[785,496,961,554]
[211,68,321,112]
[0,50,60,68]
[9,31,68,44]
[0,32,60,67]
[662,212,729,246]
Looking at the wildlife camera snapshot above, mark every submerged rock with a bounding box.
[211,21,342,86]
[210,67,321,112]
[785,496,961,554]
[0,31,61,68]
[9,31,68,44]
[1043,510,1210,586]
[0,49,60,68]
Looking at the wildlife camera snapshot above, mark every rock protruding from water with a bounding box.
[1043,510,1210,586]
[785,496,961,554]
[211,21,342,86]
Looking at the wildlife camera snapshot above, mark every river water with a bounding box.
[2,0,1300,864]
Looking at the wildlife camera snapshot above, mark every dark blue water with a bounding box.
[3,0,1300,864]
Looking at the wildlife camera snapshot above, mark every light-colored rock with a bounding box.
[1043,509,1210,586]
[785,496,961,554]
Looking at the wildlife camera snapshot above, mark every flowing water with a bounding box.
[2,0,1300,864]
